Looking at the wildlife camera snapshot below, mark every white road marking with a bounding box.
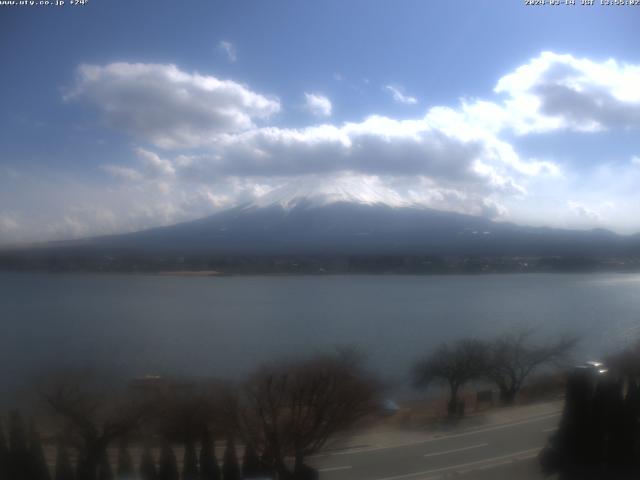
[318,465,352,472]
[423,442,488,458]
[314,411,560,458]
[374,447,542,480]
[444,450,540,478]
[542,427,557,433]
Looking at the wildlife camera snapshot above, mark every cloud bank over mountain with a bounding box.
[1,52,640,244]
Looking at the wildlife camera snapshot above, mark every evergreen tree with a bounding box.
[157,442,178,480]
[53,444,75,480]
[198,429,219,480]
[77,447,102,480]
[221,438,240,480]
[0,419,9,480]
[139,445,157,480]
[259,453,275,478]
[76,445,113,480]
[241,443,261,479]
[116,442,134,479]
[8,411,30,480]
[97,450,114,480]
[182,439,198,480]
[29,419,52,480]
[75,449,88,480]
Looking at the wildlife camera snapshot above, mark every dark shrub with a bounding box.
[182,439,198,480]
[116,442,134,479]
[221,438,240,480]
[241,443,261,478]
[97,450,114,480]
[8,411,30,480]
[29,420,51,480]
[54,443,75,480]
[198,429,220,480]
[139,445,157,480]
[157,442,178,480]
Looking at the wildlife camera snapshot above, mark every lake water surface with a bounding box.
[2,272,640,395]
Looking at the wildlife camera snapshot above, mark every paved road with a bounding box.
[310,409,560,480]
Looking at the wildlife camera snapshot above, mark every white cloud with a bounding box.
[193,113,547,190]
[385,85,418,105]
[100,165,143,181]
[631,155,640,166]
[0,167,259,244]
[494,51,640,134]
[303,93,332,117]
[0,213,19,234]
[135,148,176,177]
[102,149,177,182]
[218,41,237,63]
[568,201,601,222]
[66,62,280,149]
[104,105,558,225]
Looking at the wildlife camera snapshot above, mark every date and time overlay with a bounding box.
[526,0,639,6]
[1,0,640,7]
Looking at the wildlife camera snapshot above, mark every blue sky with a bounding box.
[1,0,639,243]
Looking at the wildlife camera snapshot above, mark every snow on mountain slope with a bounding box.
[247,176,414,210]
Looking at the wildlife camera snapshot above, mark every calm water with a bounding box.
[2,272,640,394]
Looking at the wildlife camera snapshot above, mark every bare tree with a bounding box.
[38,369,154,480]
[413,339,487,418]
[485,330,577,404]
[152,384,221,443]
[231,349,378,477]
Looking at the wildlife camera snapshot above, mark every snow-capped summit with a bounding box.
[248,176,415,210]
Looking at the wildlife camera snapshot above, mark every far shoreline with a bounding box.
[2,269,640,278]
[154,270,228,277]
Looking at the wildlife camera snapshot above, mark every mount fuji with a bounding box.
[2,181,638,272]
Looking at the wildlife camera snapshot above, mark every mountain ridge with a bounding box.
[3,200,637,258]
